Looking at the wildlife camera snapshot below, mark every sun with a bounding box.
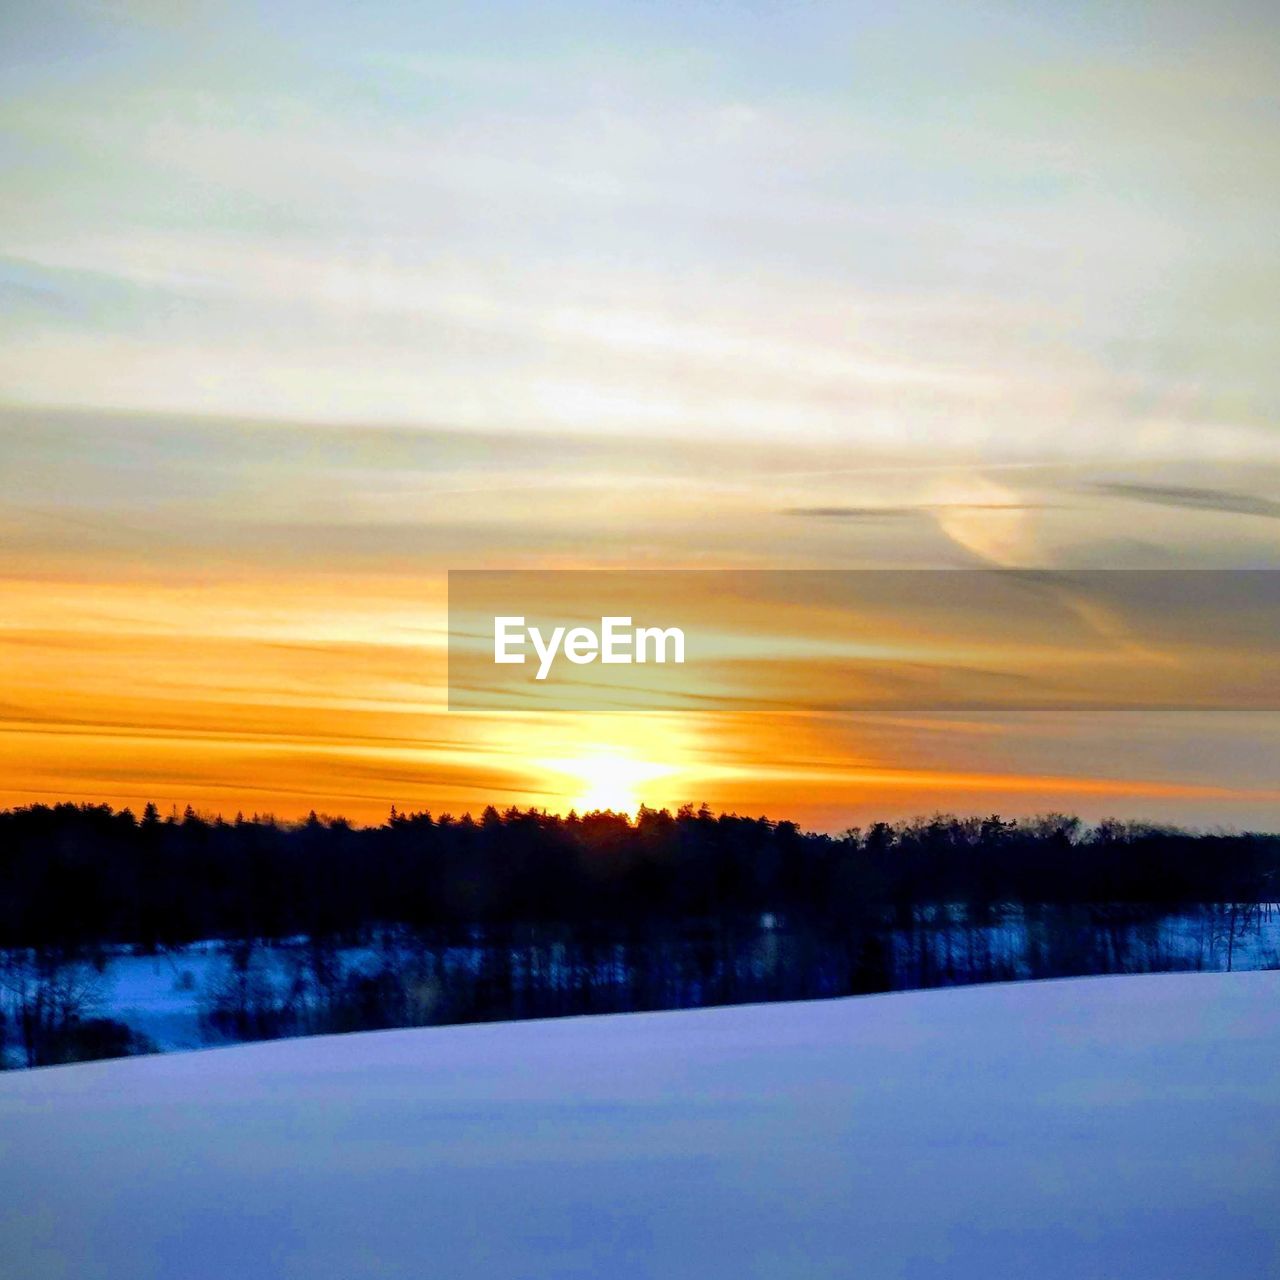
[518,713,697,817]
[543,749,674,816]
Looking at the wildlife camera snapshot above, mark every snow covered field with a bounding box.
[1,972,1277,1279]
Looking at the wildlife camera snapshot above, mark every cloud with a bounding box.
[781,506,918,520]
[1097,483,1280,520]
[781,501,1054,521]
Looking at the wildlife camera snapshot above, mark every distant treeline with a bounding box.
[1,801,1277,950]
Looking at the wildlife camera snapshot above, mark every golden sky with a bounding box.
[2,411,1278,828]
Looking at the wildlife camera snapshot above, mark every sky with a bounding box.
[2,0,1279,827]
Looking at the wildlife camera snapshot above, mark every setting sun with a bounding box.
[542,749,676,816]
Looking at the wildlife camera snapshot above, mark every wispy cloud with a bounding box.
[782,507,918,520]
[1097,483,1280,520]
[3,3,1279,458]
[782,502,1055,519]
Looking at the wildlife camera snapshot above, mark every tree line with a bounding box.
[1,800,1276,951]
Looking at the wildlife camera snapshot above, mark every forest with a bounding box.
[1,801,1277,1067]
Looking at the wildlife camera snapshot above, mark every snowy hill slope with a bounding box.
[0,972,1277,1279]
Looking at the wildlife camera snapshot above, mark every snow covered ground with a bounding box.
[0,972,1277,1279]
